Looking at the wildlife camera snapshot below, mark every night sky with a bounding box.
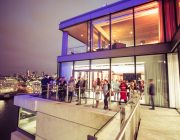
[0,0,118,76]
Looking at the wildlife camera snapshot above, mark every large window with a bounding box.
[61,62,73,81]
[111,10,134,48]
[18,108,36,135]
[168,53,180,109]
[92,16,110,51]
[64,22,90,54]
[91,59,110,70]
[61,1,165,54]
[111,57,135,81]
[135,2,163,45]
[136,54,168,107]
[74,60,90,70]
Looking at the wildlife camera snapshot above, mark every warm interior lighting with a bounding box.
[81,34,84,37]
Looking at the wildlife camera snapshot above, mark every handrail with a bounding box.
[94,110,120,137]
[115,97,140,140]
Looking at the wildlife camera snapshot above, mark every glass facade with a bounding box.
[18,108,36,135]
[111,10,134,48]
[168,53,180,108]
[63,1,164,55]
[61,62,73,81]
[59,0,180,108]
[111,57,135,81]
[136,54,168,107]
[59,54,170,107]
[74,60,90,70]
[135,2,163,45]
[64,22,90,54]
[91,59,110,70]
[92,16,110,51]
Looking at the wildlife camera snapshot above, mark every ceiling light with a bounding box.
[130,31,133,34]
[81,34,84,37]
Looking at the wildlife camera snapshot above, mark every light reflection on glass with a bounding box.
[0,100,5,111]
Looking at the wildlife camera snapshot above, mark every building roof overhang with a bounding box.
[59,0,152,30]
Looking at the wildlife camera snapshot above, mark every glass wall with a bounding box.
[91,59,110,70]
[136,54,168,107]
[111,57,134,102]
[74,60,90,88]
[60,53,171,107]
[64,22,90,54]
[74,60,90,70]
[111,10,134,48]
[167,53,180,108]
[92,16,110,52]
[61,1,164,55]
[61,62,73,81]
[135,2,163,45]
[18,108,36,135]
[111,57,135,81]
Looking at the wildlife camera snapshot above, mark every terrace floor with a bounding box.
[137,106,180,140]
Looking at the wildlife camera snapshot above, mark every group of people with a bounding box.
[56,76,87,103]
[41,75,87,103]
[111,79,145,104]
[41,75,155,110]
[93,78,111,109]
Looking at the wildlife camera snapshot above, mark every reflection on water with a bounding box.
[0,98,19,140]
[0,100,5,112]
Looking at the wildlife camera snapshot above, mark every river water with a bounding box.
[0,97,19,140]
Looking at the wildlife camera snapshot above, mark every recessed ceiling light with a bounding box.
[130,31,133,34]
[81,34,84,37]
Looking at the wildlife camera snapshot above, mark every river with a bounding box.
[0,97,19,140]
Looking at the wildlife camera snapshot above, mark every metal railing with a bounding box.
[87,95,141,140]
[34,85,122,110]
[67,45,88,55]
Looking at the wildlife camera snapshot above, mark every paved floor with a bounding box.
[137,106,180,140]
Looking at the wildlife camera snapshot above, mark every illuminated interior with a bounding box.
[63,1,162,54]
[18,108,36,135]
[61,54,168,107]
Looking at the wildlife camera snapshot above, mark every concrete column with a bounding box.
[61,31,68,56]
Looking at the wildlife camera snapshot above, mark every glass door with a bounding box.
[74,70,89,90]
[90,70,110,99]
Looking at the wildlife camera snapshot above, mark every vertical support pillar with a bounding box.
[56,85,58,100]
[66,85,69,102]
[90,22,93,51]
[62,31,68,56]
[98,32,102,49]
[47,84,50,99]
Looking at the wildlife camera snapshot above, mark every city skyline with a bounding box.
[0,0,118,75]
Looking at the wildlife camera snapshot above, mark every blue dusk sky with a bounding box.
[0,0,118,75]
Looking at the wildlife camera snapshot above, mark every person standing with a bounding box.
[61,77,67,101]
[149,79,155,110]
[76,77,81,101]
[103,80,109,109]
[68,76,75,103]
[41,75,49,99]
[95,78,101,108]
